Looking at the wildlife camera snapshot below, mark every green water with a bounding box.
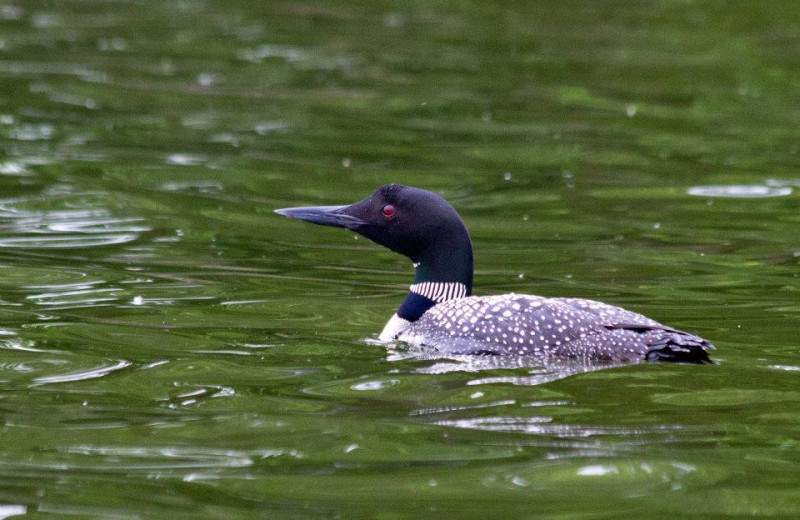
[1,1,799,518]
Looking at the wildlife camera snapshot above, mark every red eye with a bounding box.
[382,204,395,217]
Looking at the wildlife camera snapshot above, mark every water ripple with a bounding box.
[0,194,149,249]
[0,336,57,353]
[31,359,132,385]
[25,280,123,309]
[410,399,517,417]
[687,185,792,198]
[59,446,255,470]
[434,416,685,437]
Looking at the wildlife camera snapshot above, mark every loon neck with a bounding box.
[396,240,474,322]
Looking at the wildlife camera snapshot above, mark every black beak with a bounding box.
[274,205,366,230]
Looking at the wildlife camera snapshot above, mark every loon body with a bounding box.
[276,184,714,363]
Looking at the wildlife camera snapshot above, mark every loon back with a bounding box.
[275,184,715,364]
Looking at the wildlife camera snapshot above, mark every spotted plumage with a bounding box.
[398,294,712,362]
[276,184,715,364]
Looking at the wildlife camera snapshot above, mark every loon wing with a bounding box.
[604,322,716,364]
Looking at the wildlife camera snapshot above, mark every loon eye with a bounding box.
[382,204,396,218]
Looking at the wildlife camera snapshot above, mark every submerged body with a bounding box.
[276,184,715,363]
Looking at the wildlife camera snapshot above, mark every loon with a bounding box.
[275,184,715,364]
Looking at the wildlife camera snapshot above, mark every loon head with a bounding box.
[276,184,474,297]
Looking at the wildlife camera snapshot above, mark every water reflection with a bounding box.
[387,345,623,386]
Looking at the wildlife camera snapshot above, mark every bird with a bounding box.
[275,184,715,363]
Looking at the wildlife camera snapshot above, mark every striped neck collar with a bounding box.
[409,281,468,303]
[397,281,468,322]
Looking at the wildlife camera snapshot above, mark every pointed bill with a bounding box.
[274,205,366,230]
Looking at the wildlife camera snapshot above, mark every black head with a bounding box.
[276,185,463,260]
[275,184,473,289]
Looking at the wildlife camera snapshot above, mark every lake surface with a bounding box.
[1,1,799,518]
